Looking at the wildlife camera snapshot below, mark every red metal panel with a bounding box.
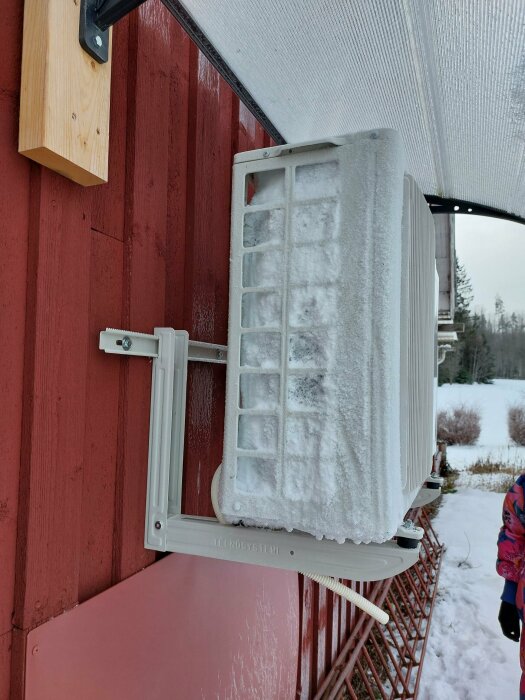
[0,95,30,639]
[78,232,124,602]
[24,555,299,700]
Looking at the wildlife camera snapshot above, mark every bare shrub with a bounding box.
[437,405,481,445]
[509,405,525,446]
[442,468,460,493]
[468,458,510,475]
[489,475,520,494]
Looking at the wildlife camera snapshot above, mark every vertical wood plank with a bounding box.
[182,51,233,516]
[0,96,30,638]
[9,628,27,700]
[298,575,315,700]
[78,231,123,602]
[14,168,92,632]
[330,589,340,664]
[165,24,190,332]
[236,101,262,154]
[325,589,334,671]
[316,584,328,688]
[113,0,171,581]
[339,582,347,649]
[0,630,12,700]
[91,19,130,241]
[0,0,24,94]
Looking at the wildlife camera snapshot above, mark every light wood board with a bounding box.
[19,0,112,186]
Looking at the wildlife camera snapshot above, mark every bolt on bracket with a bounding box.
[79,0,148,63]
[99,328,160,357]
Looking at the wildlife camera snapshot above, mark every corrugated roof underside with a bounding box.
[180,0,525,219]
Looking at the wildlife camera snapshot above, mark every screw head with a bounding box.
[94,35,103,48]
[121,336,132,351]
[216,349,224,361]
[154,521,162,530]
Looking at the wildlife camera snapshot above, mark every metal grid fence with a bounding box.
[303,508,443,700]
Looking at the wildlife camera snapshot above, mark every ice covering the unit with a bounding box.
[177,0,525,221]
[219,129,410,544]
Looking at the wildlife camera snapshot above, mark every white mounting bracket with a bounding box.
[99,327,421,581]
[410,473,444,508]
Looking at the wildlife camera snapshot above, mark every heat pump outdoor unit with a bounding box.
[99,128,440,584]
[218,129,438,544]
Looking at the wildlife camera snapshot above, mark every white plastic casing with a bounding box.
[219,130,437,544]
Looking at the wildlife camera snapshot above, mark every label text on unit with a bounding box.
[214,537,279,556]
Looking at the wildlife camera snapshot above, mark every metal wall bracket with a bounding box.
[99,328,227,362]
[80,0,148,63]
[410,474,444,508]
[77,0,285,142]
[99,326,421,581]
[99,328,159,357]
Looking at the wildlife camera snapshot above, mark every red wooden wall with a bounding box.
[0,3,272,697]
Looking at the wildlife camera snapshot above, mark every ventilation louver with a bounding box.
[218,129,437,544]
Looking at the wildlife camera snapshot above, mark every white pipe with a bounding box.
[437,343,453,365]
[211,466,226,524]
[211,466,389,626]
[301,572,389,625]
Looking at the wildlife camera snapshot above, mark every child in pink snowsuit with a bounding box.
[497,474,525,699]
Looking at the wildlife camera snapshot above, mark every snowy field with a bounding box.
[419,379,525,699]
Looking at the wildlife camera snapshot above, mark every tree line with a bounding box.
[438,261,525,384]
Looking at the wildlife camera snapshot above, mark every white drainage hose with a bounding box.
[210,466,389,626]
[211,466,226,524]
[301,573,389,625]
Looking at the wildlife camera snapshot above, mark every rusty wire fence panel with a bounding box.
[298,508,443,700]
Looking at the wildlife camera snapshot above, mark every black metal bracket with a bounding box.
[425,195,525,226]
[78,0,286,143]
[80,0,148,63]
[79,1,525,232]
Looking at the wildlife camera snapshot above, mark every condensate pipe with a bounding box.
[211,467,389,626]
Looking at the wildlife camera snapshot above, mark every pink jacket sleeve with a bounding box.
[497,475,525,586]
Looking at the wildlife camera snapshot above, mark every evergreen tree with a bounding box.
[485,305,525,378]
[438,259,495,385]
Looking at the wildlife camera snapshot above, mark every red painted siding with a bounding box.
[0,6,433,700]
[0,2,274,696]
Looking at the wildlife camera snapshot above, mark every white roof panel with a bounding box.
[177,0,525,219]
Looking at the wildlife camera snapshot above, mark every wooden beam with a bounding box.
[18,0,112,186]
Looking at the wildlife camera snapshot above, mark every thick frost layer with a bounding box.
[182,0,525,220]
[220,130,414,544]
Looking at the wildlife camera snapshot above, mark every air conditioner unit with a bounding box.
[99,128,439,585]
[218,129,438,544]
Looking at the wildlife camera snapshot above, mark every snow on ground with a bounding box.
[419,380,525,699]
[419,490,521,700]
